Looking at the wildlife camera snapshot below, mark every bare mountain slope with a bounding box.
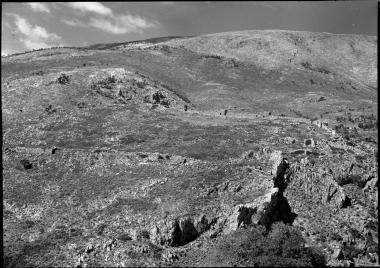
[163,30,377,89]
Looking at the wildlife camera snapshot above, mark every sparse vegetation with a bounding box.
[91,75,117,90]
[301,61,313,69]
[32,70,44,76]
[2,30,377,267]
[57,73,70,84]
[45,104,57,114]
[201,53,223,60]
[203,223,326,267]
[301,62,330,74]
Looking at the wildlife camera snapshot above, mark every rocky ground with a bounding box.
[2,30,378,267]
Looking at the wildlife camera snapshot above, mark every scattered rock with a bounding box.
[312,120,323,128]
[194,215,210,234]
[262,147,272,156]
[85,244,94,254]
[116,233,132,242]
[150,217,201,247]
[332,248,344,260]
[206,187,216,196]
[103,239,117,252]
[218,181,229,192]
[234,185,243,192]
[95,223,107,235]
[20,159,32,169]
[51,147,59,154]
[136,229,150,240]
[241,150,255,159]
[363,177,378,191]
[150,219,181,246]
[300,157,309,166]
[304,138,316,147]
[325,182,351,209]
[145,91,171,107]
[77,102,87,108]
[161,249,184,262]
[45,104,57,114]
[130,243,150,254]
[284,137,296,144]
[367,252,378,263]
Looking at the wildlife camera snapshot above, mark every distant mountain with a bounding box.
[162,30,377,89]
[85,35,191,50]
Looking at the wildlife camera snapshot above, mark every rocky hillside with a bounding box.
[163,30,377,89]
[2,30,378,267]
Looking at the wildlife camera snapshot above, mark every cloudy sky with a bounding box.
[1,1,377,55]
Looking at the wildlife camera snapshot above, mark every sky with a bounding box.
[1,1,377,56]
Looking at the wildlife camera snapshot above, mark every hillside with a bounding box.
[163,30,377,89]
[2,30,378,267]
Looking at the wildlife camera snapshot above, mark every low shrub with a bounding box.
[203,223,326,267]
[300,62,330,74]
[32,70,44,76]
[343,244,363,260]
[314,67,331,74]
[301,61,312,70]
[358,122,377,130]
[202,54,222,60]
[91,76,117,90]
[57,73,70,84]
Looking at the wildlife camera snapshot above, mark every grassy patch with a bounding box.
[107,198,158,216]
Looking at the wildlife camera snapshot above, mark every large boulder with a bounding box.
[150,219,181,247]
[150,217,202,247]
[226,187,281,232]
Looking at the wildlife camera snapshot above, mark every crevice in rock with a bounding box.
[230,152,298,232]
[264,153,297,227]
[151,215,213,247]
[258,191,298,229]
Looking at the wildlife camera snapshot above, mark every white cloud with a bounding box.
[66,2,113,16]
[253,2,276,10]
[62,14,158,34]
[27,3,50,13]
[89,15,158,34]
[12,15,62,50]
[1,46,18,56]
[61,18,87,27]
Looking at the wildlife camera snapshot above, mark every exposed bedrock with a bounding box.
[150,215,213,247]
[226,187,297,232]
[226,151,296,233]
[148,151,297,247]
[285,162,353,211]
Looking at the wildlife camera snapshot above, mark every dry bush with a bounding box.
[203,222,326,267]
[57,73,70,85]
